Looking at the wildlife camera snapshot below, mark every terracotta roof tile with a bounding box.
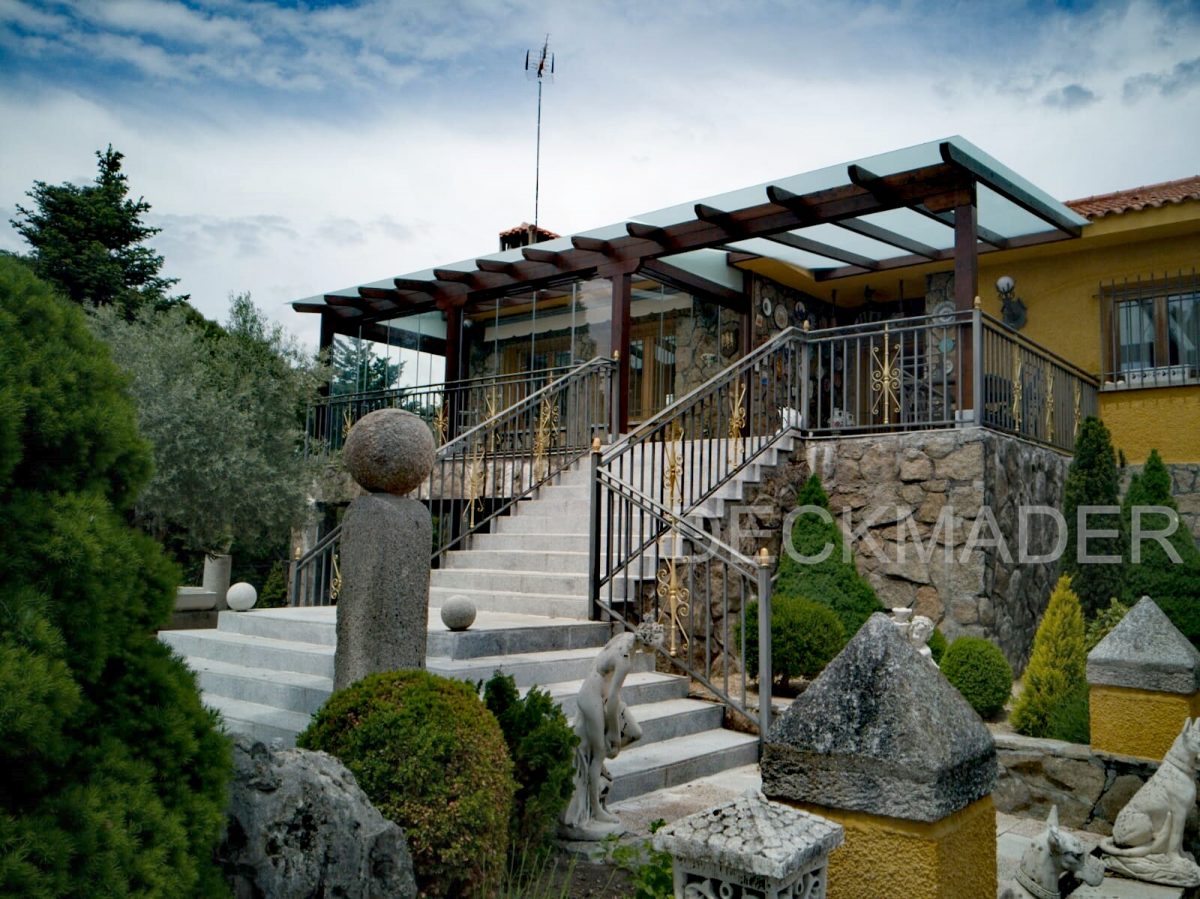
[1066,175,1200,219]
[498,222,561,239]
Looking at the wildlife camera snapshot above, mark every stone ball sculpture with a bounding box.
[343,408,436,495]
[227,581,258,612]
[440,595,477,632]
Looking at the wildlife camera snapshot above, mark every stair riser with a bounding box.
[161,632,334,678]
[427,622,612,660]
[444,551,589,574]
[215,611,336,647]
[195,668,331,715]
[219,716,304,748]
[469,533,591,553]
[607,740,760,804]
[635,704,725,744]
[554,676,689,719]
[429,589,589,618]
[430,652,652,690]
[431,569,588,596]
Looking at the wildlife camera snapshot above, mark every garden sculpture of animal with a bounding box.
[1100,716,1200,887]
[1000,806,1104,899]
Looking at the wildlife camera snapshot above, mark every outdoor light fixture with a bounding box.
[996,275,1027,330]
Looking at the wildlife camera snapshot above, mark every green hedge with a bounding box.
[744,594,845,686]
[940,637,1013,718]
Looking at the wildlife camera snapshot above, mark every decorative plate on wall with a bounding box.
[761,297,774,317]
[773,304,790,330]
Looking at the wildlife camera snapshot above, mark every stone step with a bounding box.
[427,617,612,660]
[443,549,590,574]
[202,694,315,748]
[214,608,337,646]
[543,671,690,719]
[606,729,761,804]
[189,657,333,715]
[469,532,592,553]
[428,646,653,688]
[430,567,589,597]
[429,586,589,618]
[160,628,335,678]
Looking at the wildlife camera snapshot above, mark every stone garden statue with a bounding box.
[1100,716,1200,887]
[559,619,664,841]
[1000,806,1103,899]
[908,614,936,663]
[334,409,436,692]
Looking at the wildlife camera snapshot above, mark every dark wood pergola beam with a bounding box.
[763,231,881,270]
[639,257,745,309]
[833,218,946,260]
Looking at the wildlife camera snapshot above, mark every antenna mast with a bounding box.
[524,35,554,234]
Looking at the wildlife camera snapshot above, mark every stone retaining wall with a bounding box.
[1122,461,1200,546]
[993,732,1200,854]
[725,427,1070,672]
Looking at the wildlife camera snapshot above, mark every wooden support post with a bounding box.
[611,272,632,435]
[317,312,337,398]
[954,196,979,424]
[443,305,463,440]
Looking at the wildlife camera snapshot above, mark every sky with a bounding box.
[1,0,1198,351]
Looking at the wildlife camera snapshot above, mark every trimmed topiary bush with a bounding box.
[0,257,231,897]
[483,672,578,856]
[928,627,948,665]
[298,669,516,898]
[775,474,884,638]
[743,594,845,687]
[1011,575,1088,738]
[940,637,1013,718]
[1046,684,1091,745]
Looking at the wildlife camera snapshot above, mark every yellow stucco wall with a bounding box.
[1098,385,1200,464]
[789,796,997,899]
[1089,684,1200,760]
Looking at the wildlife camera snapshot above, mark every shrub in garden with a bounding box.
[1122,449,1200,645]
[1085,597,1130,652]
[1061,418,1126,616]
[928,627,948,665]
[743,595,845,686]
[483,672,578,855]
[1011,575,1088,738]
[0,257,231,897]
[775,473,884,637]
[298,669,516,897]
[1046,684,1091,745]
[940,637,1013,718]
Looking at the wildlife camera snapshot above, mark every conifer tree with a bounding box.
[1061,417,1126,616]
[0,257,229,896]
[1011,575,1087,737]
[775,473,883,637]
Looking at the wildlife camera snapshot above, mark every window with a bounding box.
[1102,271,1200,388]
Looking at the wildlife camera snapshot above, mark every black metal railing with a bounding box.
[306,365,576,455]
[290,357,613,605]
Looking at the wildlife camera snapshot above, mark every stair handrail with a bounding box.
[289,526,342,607]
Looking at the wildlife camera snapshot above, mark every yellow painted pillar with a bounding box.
[762,613,998,899]
[1087,597,1200,760]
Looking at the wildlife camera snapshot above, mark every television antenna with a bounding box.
[524,35,554,234]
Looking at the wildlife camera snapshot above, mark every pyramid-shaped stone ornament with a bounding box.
[762,612,997,823]
[1087,596,1200,694]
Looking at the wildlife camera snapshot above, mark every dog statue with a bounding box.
[1001,806,1104,898]
[1100,717,1200,887]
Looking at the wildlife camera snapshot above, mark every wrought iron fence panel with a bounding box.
[288,526,341,607]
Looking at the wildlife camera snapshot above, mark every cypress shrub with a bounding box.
[0,257,230,897]
[1011,575,1088,738]
[940,637,1013,718]
[1122,449,1200,644]
[743,594,846,686]
[483,672,578,856]
[776,473,884,637]
[299,670,516,897]
[1061,418,1127,616]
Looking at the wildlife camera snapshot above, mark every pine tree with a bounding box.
[0,257,229,896]
[11,146,183,316]
[775,473,883,637]
[1122,449,1200,643]
[330,335,403,395]
[1011,575,1087,738]
[1061,417,1127,616]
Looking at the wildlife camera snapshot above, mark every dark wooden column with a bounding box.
[611,272,632,435]
[317,312,337,399]
[954,194,980,423]
[443,304,463,439]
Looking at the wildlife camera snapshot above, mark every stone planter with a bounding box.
[203,553,232,611]
[175,587,218,612]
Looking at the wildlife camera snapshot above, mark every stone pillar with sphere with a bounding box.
[334,409,435,692]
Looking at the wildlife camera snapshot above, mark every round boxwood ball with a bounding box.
[297,670,515,897]
[343,408,435,495]
[941,636,1013,718]
[440,595,476,631]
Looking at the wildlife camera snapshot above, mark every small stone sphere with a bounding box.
[440,595,477,632]
[227,581,258,612]
[343,408,436,495]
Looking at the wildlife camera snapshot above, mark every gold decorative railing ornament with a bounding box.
[664,423,684,511]
[870,324,901,425]
[329,551,343,602]
[532,396,559,480]
[1043,362,1055,439]
[655,555,690,658]
[484,389,499,451]
[1073,381,1082,437]
[464,442,486,528]
[341,409,355,440]
[727,380,747,464]
[1011,354,1024,430]
[432,404,448,446]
